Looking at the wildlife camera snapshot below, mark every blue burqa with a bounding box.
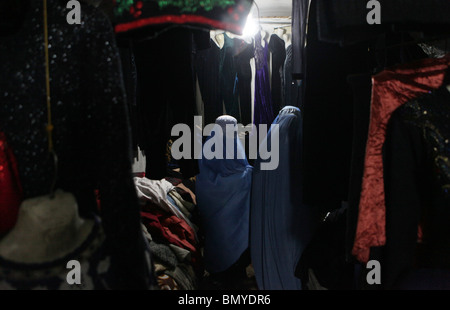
[196,115,253,273]
[250,106,318,290]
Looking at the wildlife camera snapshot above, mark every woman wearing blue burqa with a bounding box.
[250,106,319,290]
[196,115,253,288]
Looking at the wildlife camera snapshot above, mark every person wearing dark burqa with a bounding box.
[250,106,318,290]
[196,115,253,288]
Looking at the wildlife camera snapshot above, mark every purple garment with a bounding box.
[253,32,274,128]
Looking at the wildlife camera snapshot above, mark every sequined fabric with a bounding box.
[352,55,450,263]
[0,0,153,289]
[382,86,450,288]
[398,89,450,197]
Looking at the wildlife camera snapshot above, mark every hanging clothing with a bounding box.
[301,0,371,212]
[117,40,140,159]
[268,33,286,115]
[353,55,450,264]
[0,0,153,289]
[253,32,275,128]
[194,39,222,126]
[234,38,254,126]
[291,0,310,80]
[345,73,373,261]
[196,115,253,274]
[132,27,199,180]
[219,33,241,121]
[382,85,450,289]
[282,44,293,107]
[250,106,318,290]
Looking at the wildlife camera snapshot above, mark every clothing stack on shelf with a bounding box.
[135,176,202,290]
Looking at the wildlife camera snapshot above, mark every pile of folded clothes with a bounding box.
[135,176,203,290]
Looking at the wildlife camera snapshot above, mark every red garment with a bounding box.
[141,203,197,254]
[352,55,450,263]
[0,132,23,235]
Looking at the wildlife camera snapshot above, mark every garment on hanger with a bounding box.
[195,38,222,126]
[196,115,253,274]
[345,73,373,262]
[353,55,450,264]
[382,84,450,289]
[133,27,199,180]
[0,0,153,289]
[117,40,140,159]
[234,38,254,126]
[282,44,294,107]
[250,106,318,290]
[253,31,274,128]
[268,33,286,115]
[291,0,310,80]
[219,33,240,121]
[301,0,369,212]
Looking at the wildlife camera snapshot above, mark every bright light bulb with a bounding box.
[242,13,258,39]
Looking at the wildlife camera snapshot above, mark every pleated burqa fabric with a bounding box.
[250,106,318,290]
[196,115,253,273]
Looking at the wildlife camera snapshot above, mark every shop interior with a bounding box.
[0,0,450,291]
